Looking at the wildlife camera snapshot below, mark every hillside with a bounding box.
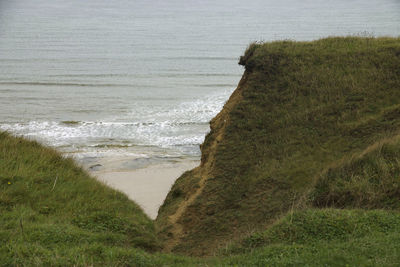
[2,37,400,266]
[156,37,400,256]
[0,132,162,265]
[3,132,400,266]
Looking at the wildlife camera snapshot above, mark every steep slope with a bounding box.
[227,134,400,258]
[311,134,400,210]
[0,132,161,265]
[156,37,400,256]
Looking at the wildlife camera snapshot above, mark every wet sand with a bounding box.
[91,160,199,219]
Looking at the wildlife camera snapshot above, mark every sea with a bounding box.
[1,0,399,170]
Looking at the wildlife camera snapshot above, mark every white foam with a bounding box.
[0,89,233,159]
[124,90,232,125]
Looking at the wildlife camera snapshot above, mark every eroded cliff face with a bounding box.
[156,37,400,256]
[156,71,248,253]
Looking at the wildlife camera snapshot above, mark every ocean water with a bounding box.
[1,0,399,169]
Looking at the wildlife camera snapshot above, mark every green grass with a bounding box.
[226,209,400,253]
[0,132,165,265]
[218,209,400,266]
[311,136,400,209]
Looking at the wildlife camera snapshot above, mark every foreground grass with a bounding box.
[219,209,400,266]
[0,132,191,266]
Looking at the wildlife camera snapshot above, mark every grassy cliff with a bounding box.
[156,37,400,256]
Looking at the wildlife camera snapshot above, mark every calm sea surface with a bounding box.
[1,0,399,168]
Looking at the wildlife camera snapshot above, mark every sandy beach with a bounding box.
[91,160,199,219]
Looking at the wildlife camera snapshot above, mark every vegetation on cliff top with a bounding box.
[2,37,400,265]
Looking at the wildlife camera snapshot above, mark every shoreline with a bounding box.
[90,159,199,219]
